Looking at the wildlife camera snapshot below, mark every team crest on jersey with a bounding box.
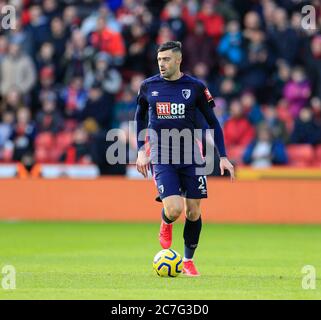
[182,89,191,100]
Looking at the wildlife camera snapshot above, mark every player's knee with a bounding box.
[165,205,183,221]
[185,207,201,221]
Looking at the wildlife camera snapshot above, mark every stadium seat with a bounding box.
[35,147,52,163]
[286,144,314,167]
[55,131,73,150]
[314,145,321,166]
[227,145,245,165]
[35,132,55,149]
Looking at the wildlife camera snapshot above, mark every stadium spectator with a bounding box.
[62,5,80,30]
[196,0,224,43]
[243,123,288,168]
[90,16,126,64]
[7,17,33,57]
[122,22,150,74]
[25,5,51,57]
[223,99,255,147]
[213,97,229,127]
[156,23,175,46]
[0,110,15,157]
[267,7,300,65]
[311,97,321,124]
[269,59,291,104]
[283,66,311,118]
[60,126,92,164]
[290,107,321,145]
[114,86,136,128]
[215,61,241,102]
[42,0,60,22]
[240,91,264,125]
[240,30,271,99]
[36,42,56,73]
[33,66,61,113]
[61,29,92,84]
[11,107,36,162]
[263,105,288,143]
[84,51,122,95]
[49,16,69,81]
[218,20,243,65]
[81,4,121,36]
[161,1,187,41]
[183,19,216,73]
[35,93,63,134]
[60,74,87,119]
[243,10,262,44]
[79,81,114,131]
[192,62,212,88]
[0,35,8,63]
[1,89,24,113]
[304,35,321,98]
[0,39,36,96]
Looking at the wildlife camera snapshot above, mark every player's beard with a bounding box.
[161,67,175,80]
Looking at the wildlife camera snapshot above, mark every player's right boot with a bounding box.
[159,221,173,249]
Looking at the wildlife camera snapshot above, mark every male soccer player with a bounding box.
[135,41,234,276]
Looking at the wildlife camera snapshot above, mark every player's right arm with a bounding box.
[134,81,150,178]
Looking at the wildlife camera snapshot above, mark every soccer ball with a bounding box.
[153,249,183,277]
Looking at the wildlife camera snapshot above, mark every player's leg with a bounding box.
[179,167,207,276]
[153,164,183,248]
[184,198,202,260]
[182,198,202,276]
[159,196,184,249]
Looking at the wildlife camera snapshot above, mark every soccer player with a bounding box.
[135,41,234,276]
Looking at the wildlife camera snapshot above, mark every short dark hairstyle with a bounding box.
[157,41,182,53]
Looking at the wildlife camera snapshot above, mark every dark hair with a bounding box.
[157,41,182,53]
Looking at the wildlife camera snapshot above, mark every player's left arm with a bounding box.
[197,84,235,180]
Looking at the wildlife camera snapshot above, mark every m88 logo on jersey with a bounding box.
[156,102,186,119]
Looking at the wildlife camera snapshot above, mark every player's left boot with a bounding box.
[159,220,172,249]
[182,260,200,277]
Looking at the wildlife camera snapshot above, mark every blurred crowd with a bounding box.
[0,0,320,174]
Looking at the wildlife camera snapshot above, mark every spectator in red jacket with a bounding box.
[224,99,255,147]
[196,0,224,43]
[60,126,92,164]
[90,16,125,65]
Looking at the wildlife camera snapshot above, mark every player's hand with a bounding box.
[220,157,235,181]
[136,150,150,178]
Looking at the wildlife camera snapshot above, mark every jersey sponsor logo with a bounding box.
[182,89,191,100]
[156,102,186,119]
[156,102,171,115]
[151,91,159,96]
[204,88,213,102]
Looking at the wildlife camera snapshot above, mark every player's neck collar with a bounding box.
[160,72,185,82]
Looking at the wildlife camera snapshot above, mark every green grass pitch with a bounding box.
[0,222,320,300]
